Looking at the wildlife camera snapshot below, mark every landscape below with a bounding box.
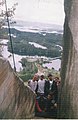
[0,23,63,81]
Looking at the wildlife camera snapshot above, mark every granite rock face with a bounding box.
[58,0,78,118]
[0,57,35,119]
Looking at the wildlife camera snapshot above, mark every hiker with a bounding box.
[37,75,46,96]
[54,77,60,86]
[36,94,47,111]
[35,95,46,117]
[44,73,58,103]
[54,76,61,92]
[45,93,57,118]
[28,74,39,93]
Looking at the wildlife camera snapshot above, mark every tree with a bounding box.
[0,0,18,29]
[0,0,17,56]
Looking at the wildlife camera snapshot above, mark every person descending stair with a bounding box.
[44,73,58,103]
[37,75,46,96]
[28,74,39,93]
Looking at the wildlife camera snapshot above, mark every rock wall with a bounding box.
[0,57,35,119]
[58,0,78,118]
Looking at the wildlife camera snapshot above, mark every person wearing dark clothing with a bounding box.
[44,74,58,103]
[35,95,46,117]
[36,95,47,111]
[45,93,57,118]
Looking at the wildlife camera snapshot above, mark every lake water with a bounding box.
[0,39,61,72]
[43,59,61,71]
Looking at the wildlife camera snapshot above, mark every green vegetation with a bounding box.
[18,57,60,82]
[0,28,63,58]
[0,28,8,39]
[3,28,63,58]
[0,28,62,81]
[19,58,38,81]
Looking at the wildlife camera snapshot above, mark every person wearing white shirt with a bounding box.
[28,74,39,93]
[37,75,45,96]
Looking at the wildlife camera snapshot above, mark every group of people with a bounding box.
[28,73,60,118]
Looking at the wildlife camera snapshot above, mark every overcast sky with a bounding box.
[6,0,65,25]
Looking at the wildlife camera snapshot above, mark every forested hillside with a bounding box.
[1,28,63,58]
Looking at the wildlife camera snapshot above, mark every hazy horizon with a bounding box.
[6,0,65,26]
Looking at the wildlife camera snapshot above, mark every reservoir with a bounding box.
[0,39,61,72]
